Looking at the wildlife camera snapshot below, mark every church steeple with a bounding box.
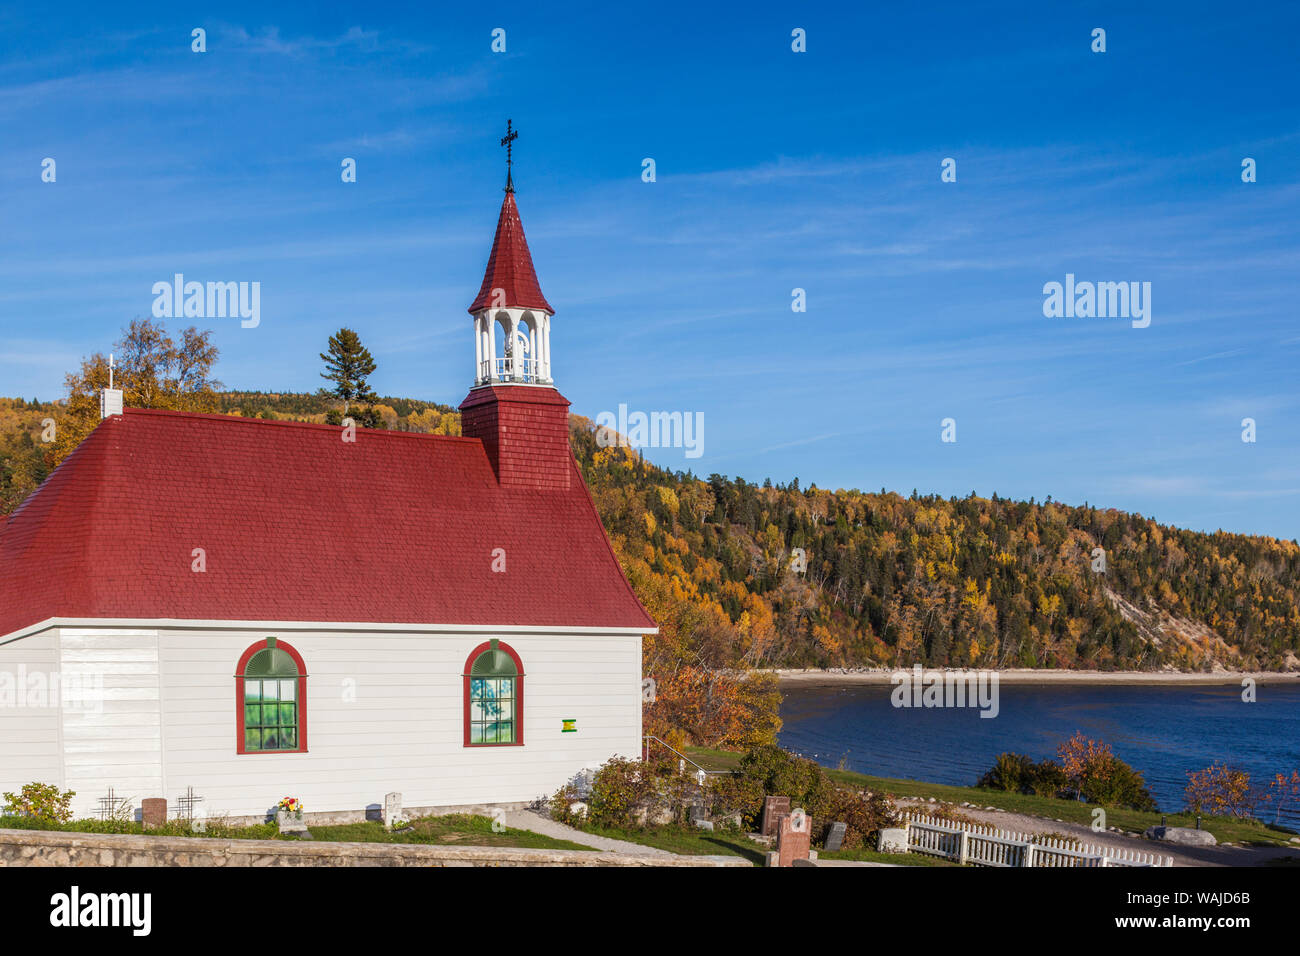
[469,120,553,387]
[460,122,571,491]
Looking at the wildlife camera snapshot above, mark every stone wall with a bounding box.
[0,828,747,867]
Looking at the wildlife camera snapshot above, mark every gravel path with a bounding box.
[898,798,1300,867]
[503,808,676,857]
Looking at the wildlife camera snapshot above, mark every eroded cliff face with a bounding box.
[1102,586,1288,671]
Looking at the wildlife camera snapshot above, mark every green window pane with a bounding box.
[241,650,303,752]
[468,652,519,745]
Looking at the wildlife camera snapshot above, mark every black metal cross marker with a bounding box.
[96,788,123,821]
[175,786,204,820]
[500,119,518,168]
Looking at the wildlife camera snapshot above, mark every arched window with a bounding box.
[236,637,307,754]
[463,640,524,746]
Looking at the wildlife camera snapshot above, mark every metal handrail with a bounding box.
[481,357,544,384]
[642,735,726,777]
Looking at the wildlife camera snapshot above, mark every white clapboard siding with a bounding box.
[156,627,642,817]
[0,630,64,790]
[58,629,164,817]
[0,624,642,819]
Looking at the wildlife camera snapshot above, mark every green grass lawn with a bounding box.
[0,814,279,840]
[0,813,587,850]
[819,846,958,865]
[576,823,771,863]
[574,821,947,866]
[684,746,1300,848]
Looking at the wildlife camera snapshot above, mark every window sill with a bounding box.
[464,742,524,748]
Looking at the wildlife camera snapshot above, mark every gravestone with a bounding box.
[877,827,908,854]
[384,791,403,828]
[774,809,812,867]
[824,821,848,852]
[761,795,791,837]
[276,810,309,835]
[570,768,596,799]
[141,798,167,829]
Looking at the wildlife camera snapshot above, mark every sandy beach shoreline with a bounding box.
[773,667,1300,686]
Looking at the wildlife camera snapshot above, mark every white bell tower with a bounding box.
[472,305,553,387]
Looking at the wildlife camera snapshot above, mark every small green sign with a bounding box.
[561,718,577,733]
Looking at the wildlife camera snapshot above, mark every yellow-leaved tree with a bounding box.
[48,319,221,469]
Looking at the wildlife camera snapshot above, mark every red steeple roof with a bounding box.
[0,409,653,639]
[468,185,554,315]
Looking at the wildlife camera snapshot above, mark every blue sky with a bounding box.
[2,2,1298,539]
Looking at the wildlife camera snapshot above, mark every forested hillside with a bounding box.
[4,390,1299,674]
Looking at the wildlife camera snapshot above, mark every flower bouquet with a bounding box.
[276,796,305,829]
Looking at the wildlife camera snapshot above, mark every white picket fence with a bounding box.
[903,812,1173,867]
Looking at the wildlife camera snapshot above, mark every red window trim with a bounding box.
[236,638,308,755]
[463,640,524,747]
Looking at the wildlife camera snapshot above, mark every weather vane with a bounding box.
[500,119,518,191]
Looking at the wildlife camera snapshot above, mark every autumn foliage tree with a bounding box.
[0,400,50,514]
[1263,770,1300,824]
[1057,732,1157,810]
[1184,763,1257,818]
[49,319,221,468]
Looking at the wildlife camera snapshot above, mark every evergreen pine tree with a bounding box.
[320,328,377,414]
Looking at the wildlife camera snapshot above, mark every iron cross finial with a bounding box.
[500,119,518,168]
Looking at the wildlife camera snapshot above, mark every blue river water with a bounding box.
[777,680,1300,824]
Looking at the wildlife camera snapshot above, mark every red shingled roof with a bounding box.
[468,188,554,314]
[0,409,653,639]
